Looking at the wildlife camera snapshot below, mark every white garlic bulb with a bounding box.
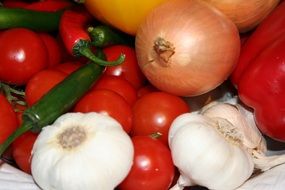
[169,113,254,190]
[31,112,134,190]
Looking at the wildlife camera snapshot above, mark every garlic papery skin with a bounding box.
[169,113,254,190]
[31,112,134,190]
[200,102,266,152]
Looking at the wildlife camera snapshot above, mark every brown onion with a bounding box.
[198,0,280,32]
[135,0,240,97]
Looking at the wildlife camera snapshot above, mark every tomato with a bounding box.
[132,92,190,145]
[38,33,62,68]
[25,69,67,106]
[103,45,147,89]
[84,0,168,35]
[0,28,48,85]
[12,131,38,174]
[53,61,84,75]
[91,75,137,106]
[74,89,133,133]
[0,94,18,144]
[118,136,175,190]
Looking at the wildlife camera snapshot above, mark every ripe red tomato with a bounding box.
[38,33,62,68]
[0,94,18,144]
[12,131,38,174]
[103,45,147,89]
[118,136,175,190]
[0,28,48,85]
[25,69,67,106]
[74,89,133,133]
[91,75,137,106]
[132,92,190,145]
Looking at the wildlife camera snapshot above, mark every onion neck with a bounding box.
[153,37,175,66]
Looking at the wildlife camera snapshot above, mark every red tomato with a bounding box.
[132,92,190,145]
[0,94,18,144]
[25,69,67,106]
[91,75,137,106]
[38,33,62,68]
[53,61,84,75]
[119,136,175,190]
[12,131,38,174]
[74,89,133,133]
[0,28,48,85]
[103,45,146,89]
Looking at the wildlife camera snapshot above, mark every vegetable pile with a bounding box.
[0,0,285,190]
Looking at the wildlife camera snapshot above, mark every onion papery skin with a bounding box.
[135,0,240,97]
[198,0,280,33]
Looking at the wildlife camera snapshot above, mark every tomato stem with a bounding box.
[149,132,163,139]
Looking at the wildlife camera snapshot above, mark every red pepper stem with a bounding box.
[75,40,125,66]
[0,121,33,156]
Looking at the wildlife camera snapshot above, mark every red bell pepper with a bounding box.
[237,33,285,142]
[231,1,285,86]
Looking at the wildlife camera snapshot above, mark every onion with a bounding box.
[198,0,280,32]
[135,0,240,97]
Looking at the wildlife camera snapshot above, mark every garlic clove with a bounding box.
[200,101,266,152]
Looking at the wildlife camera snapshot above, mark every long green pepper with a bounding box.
[0,7,62,31]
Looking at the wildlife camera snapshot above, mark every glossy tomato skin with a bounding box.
[0,94,18,144]
[91,75,137,106]
[118,136,175,190]
[25,69,67,106]
[84,0,168,35]
[0,28,48,85]
[74,89,133,133]
[103,45,146,89]
[132,92,190,145]
[12,131,38,174]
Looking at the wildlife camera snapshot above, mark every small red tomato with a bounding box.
[74,89,133,133]
[132,92,190,145]
[38,33,62,68]
[91,75,137,106]
[103,45,146,89]
[119,136,175,190]
[0,94,18,144]
[0,28,48,85]
[25,69,67,106]
[12,131,38,174]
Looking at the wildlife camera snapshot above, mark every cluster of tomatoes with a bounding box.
[0,26,193,189]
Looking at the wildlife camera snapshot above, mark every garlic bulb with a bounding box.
[169,100,285,190]
[169,113,254,190]
[31,112,134,190]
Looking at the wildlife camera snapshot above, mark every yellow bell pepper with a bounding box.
[84,0,168,35]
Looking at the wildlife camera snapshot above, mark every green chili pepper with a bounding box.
[0,7,62,31]
[88,25,135,47]
[0,51,107,156]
